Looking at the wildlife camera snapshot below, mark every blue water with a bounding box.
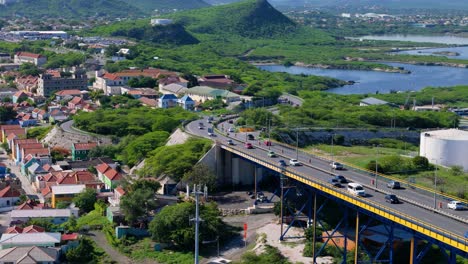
[395,46,468,60]
[257,63,468,95]
[358,35,468,45]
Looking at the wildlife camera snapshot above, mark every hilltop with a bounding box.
[121,0,210,12]
[171,0,298,38]
[0,0,142,19]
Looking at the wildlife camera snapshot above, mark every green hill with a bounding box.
[0,0,142,19]
[121,0,210,11]
[171,0,298,38]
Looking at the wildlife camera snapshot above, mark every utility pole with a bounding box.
[280,172,285,241]
[268,118,272,150]
[190,185,205,264]
[331,134,334,173]
[375,145,379,189]
[434,164,438,209]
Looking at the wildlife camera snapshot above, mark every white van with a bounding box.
[347,183,366,196]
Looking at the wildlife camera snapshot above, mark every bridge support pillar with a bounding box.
[409,237,415,264]
[354,211,359,264]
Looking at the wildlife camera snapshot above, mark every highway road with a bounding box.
[186,116,468,245]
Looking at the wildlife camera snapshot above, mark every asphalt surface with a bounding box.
[186,116,468,243]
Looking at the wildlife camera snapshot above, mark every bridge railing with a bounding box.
[220,144,468,252]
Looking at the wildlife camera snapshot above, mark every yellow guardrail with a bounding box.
[221,144,468,253]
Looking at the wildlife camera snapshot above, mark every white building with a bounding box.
[420,129,468,171]
[150,19,173,26]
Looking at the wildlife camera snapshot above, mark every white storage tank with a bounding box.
[420,129,468,171]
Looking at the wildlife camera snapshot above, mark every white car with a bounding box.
[331,162,344,170]
[228,127,235,133]
[289,159,301,166]
[347,183,366,197]
[447,201,464,210]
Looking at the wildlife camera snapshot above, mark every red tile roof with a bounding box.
[16,52,43,59]
[22,225,45,233]
[62,233,79,241]
[41,186,52,196]
[115,186,125,196]
[7,133,18,141]
[0,186,21,198]
[23,147,50,157]
[4,128,26,137]
[5,226,23,234]
[102,73,121,81]
[45,70,61,78]
[69,96,83,105]
[1,125,21,130]
[138,97,157,107]
[96,163,122,181]
[55,89,83,96]
[73,142,97,151]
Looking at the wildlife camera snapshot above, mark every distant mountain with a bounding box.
[109,23,199,45]
[270,0,468,10]
[120,0,210,12]
[0,0,142,19]
[172,0,298,38]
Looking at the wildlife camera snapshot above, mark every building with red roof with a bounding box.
[71,142,97,161]
[96,163,122,190]
[14,52,47,66]
[0,186,21,209]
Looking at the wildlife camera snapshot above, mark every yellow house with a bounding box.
[51,184,86,208]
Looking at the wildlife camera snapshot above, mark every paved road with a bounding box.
[186,117,468,244]
[0,149,43,202]
[61,120,87,135]
[279,93,304,107]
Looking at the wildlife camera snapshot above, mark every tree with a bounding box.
[73,188,97,214]
[65,237,95,262]
[183,164,217,192]
[62,214,78,232]
[120,186,158,225]
[413,156,429,170]
[149,202,225,250]
[19,63,41,76]
[0,106,17,122]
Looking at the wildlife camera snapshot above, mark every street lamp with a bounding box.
[375,144,380,189]
[295,128,299,160]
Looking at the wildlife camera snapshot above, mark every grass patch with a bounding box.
[26,125,53,140]
[77,210,108,230]
[128,238,195,264]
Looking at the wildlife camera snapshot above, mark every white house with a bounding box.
[14,52,47,66]
[179,95,195,111]
[10,208,79,225]
[0,233,61,250]
[158,94,179,109]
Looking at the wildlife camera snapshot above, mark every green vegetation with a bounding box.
[120,179,161,225]
[0,106,17,122]
[276,91,458,129]
[65,237,112,263]
[26,126,53,141]
[76,203,109,230]
[139,138,213,181]
[73,188,97,214]
[121,0,209,12]
[149,202,225,250]
[182,163,217,191]
[124,238,195,264]
[237,245,291,264]
[0,0,142,19]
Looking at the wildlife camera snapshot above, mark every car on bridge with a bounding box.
[347,183,366,196]
[247,134,255,140]
[331,162,344,170]
[227,139,234,145]
[447,200,465,210]
[289,159,301,166]
[328,178,342,187]
[278,160,287,167]
[228,127,235,132]
[267,151,277,158]
[244,143,253,149]
[334,175,347,184]
[385,194,400,204]
[387,181,401,189]
[228,120,234,124]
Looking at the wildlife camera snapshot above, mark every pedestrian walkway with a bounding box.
[89,231,133,264]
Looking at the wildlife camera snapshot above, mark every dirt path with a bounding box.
[88,231,133,264]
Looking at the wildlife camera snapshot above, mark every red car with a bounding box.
[244,143,253,149]
[264,140,272,146]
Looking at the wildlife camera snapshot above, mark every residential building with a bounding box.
[13,52,47,66]
[138,97,158,108]
[0,246,59,263]
[51,184,86,208]
[55,89,87,101]
[0,88,17,102]
[93,72,124,95]
[11,138,38,161]
[198,74,236,89]
[1,126,25,143]
[158,76,188,88]
[12,91,30,104]
[359,97,389,106]
[150,18,173,26]
[96,163,122,190]
[48,109,68,123]
[10,30,68,40]
[158,94,178,109]
[5,225,45,234]
[0,233,61,249]
[10,208,78,224]
[159,83,188,96]
[179,95,195,111]
[108,186,125,207]
[186,86,240,104]
[37,71,88,97]
[68,96,84,110]
[15,75,38,92]
[71,142,97,161]
[0,53,10,61]
[120,87,158,99]
[18,114,37,128]
[0,186,21,209]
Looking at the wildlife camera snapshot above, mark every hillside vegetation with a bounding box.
[121,0,209,11]
[171,0,298,38]
[0,0,142,19]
